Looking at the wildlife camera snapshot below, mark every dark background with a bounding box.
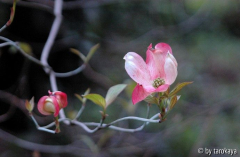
[0,0,240,156]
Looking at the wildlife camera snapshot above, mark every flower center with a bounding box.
[152,78,165,88]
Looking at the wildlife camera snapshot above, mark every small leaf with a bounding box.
[6,0,17,26]
[18,42,32,55]
[165,87,170,96]
[169,95,178,109]
[83,94,106,109]
[83,88,90,104]
[75,94,83,103]
[70,48,86,62]
[144,94,158,105]
[169,82,193,97]
[85,44,99,63]
[105,84,127,107]
[125,80,136,98]
[25,97,34,113]
[75,88,91,104]
[177,95,181,101]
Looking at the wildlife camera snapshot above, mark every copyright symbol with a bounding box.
[198,148,203,154]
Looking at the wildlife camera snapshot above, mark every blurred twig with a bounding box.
[83,64,115,89]
[0,0,17,33]
[0,90,27,114]
[0,128,88,155]
[0,105,16,123]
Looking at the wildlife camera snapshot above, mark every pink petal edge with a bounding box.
[37,96,51,116]
[164,53,178,85]
[155,43,172,54]
[132,84,150,105]
[124,52,151,85]
[54,91,68,108]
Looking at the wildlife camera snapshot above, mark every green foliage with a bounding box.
[105,84,127,107]
[70,44,99,64]
[169,82,193,97]
[144,94,158,105]
[83,84,127,111]
[83,94,106,109]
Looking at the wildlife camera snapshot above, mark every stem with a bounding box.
[40,0,63,72]
[74,103,85,120]
[54,64,86,77]
[0,37,50,68]
[0,25,7,33]
[30,115,56,134]
[55,116,60,133]
[107,116,159,126]
[30,112,160,134]
[39,0,69,124]
[84,113,160,133]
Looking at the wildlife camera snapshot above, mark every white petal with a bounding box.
[124,52,151,85]
[164,53,178,85]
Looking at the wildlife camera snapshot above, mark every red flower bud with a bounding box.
[37,91,68,117]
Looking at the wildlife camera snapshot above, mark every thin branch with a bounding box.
[31,111,160,134]
[30,115,55,134]
[74,103,86,120]
[0,0,17,33]
[54,64,86,77]
[107,115,159,125]
[0,37,50,68]
[0,128,85,155]
[39,0,70,123]
[0,25,7,33]
[40,0,63,72]
[0,105,16,123]
[83,64,115,89]
[83,113,160,133]
[0,38,87,78]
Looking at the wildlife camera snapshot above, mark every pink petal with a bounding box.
[143,85,157,93]
[155,43,172,54]
[124,52,151,85]
[143,84,169,93]
[37,96,51,116]
[146,44,167,79]
[132,84,150,105]
[164,53,178,85]
[154,84,169,92]
[53,91,68,108]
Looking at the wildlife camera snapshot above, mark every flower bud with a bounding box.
[37,91,68,117]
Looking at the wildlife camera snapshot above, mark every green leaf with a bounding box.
[75,89,91,104]
[169,95,178,109]
[83,88,90,104]
[85,44,99,63]
[169,82,193,97]
[25,97,34,113]
[18,42,32,55]
[70,48,86,62]
[75,94,83,103]
[105,84,127,107]
[83,94,106,109]
[144,94,158,105]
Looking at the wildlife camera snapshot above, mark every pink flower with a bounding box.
[124,43,178,104]
[37,90,68,117]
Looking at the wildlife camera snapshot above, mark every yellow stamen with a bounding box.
[152,78,165,88]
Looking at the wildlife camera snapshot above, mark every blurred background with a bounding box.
[0,0,240,156]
